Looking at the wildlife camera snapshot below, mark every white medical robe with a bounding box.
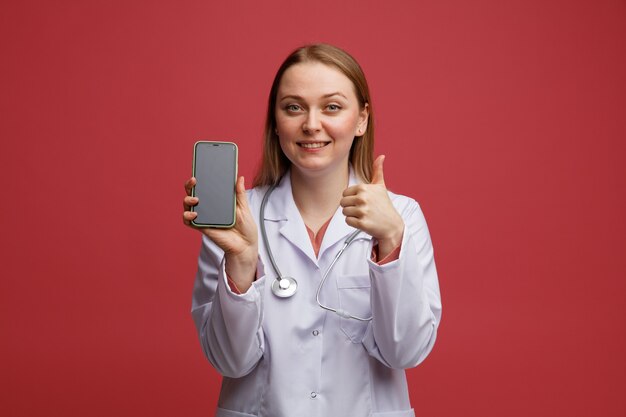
[191,170,442,417]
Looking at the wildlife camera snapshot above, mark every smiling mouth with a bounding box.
[298,142,330,149]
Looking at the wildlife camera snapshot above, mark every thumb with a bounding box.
[371,155,386,185]
[235,176,250,208]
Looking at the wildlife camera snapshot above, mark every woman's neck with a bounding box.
[290,165,350,234]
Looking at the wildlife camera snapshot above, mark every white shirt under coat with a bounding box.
[191,169,442,417]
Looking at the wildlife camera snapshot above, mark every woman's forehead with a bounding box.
[277,62,357,100]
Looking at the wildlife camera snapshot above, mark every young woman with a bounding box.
[183,44,441,417]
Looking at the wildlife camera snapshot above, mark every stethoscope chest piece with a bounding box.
[271,277,298,298]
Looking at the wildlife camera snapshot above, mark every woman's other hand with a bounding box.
[183,176,258,292]
[340,155,404,259]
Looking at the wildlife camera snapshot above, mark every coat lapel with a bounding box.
[261,168,373,265]
[262,171,318,265]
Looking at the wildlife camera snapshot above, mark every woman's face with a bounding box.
[275,62,368,179]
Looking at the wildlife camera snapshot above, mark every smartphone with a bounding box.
[191,141,238,228]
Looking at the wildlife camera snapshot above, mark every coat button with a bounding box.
[310,392,317,398]
[312,330,320,336]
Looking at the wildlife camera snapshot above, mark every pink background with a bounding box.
[1,1,625,416]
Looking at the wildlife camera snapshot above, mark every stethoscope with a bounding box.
[260,185,373,322]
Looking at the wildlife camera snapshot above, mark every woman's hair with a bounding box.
[253,44,375,187]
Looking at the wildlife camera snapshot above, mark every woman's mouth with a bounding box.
[298,142,329,149]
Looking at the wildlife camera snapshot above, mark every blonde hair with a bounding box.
[253,44,375,187]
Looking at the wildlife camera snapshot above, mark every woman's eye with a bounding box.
[327,104,341,112]
[286,104,301,112]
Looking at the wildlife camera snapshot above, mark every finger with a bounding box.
[342,185,360,197]
[342,206,364,218]
[344,216,361,229]
[340,195,364,208]
[371,155,386,185]
[185,177,197,196]
[183,196,199,210]
[182,211,198,225]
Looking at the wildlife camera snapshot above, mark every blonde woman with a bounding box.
[183,44,441,417]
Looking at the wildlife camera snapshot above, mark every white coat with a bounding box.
[191,169,442,417]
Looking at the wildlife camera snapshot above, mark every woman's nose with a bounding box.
[302,111,322,133]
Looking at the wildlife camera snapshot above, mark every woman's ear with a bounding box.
[356,103,369,136]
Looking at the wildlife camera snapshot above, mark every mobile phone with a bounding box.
[191,141,238,228]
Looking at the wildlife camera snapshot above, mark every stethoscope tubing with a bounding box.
[259,185,284,280]
[260,185,373,321]
[315,230,372,321]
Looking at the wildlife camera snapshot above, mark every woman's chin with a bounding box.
[290,159,349,179]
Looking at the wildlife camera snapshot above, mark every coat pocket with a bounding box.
[337,273,372,343]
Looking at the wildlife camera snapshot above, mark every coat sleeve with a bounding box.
[190,234,266,378]
[362,197,442,369]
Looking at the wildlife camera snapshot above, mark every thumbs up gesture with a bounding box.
[340,155,405,258]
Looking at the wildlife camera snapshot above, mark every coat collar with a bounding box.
[261,168,371,265]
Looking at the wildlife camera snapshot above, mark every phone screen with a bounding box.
[192,141,238,228]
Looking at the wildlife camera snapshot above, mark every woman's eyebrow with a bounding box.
[321,92,348,99]
[279,92,348,102]
[279,94,303,102]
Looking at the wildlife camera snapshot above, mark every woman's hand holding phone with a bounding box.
[183,176,258,293]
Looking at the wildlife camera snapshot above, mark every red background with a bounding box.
[1,1,625,416]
